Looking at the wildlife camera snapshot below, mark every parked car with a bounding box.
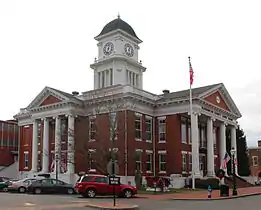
[8,177,43,193]
[0,181,9,192]
[0,177,10,182]
[74,174,137,198]
[27,178,75,195]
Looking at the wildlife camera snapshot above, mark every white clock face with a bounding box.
[103,42,114,55]
[216,96,221,104]
[124,43,134,57]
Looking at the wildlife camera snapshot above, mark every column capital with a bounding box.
[53,115,61,120]
[65,114,78,118]
[193,112,201,116]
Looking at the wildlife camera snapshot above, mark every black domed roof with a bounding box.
[96,17,141,41]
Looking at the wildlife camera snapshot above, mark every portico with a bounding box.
[30,114,76,175]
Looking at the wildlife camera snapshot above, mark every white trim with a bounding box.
[181,151,188,154]
[159,171,166,174]
[146,150,153,154]
[24,151,29,154]
[157,116,166,120]
[135,112,142,117]
[145,115,152,119]
[158,150,167,154]
[252,156,258,167]
[135,149,143,152]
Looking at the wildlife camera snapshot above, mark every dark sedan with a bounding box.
[27,178,75,195]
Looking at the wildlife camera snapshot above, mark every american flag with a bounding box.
[221,152,231,169]
[188,57,194,85]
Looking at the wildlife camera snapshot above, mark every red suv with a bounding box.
[74,174,137,198]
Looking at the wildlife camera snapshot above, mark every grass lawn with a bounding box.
[138,188,204,195]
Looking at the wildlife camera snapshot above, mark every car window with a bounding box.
[94,177,108,183]
[41,179,53,185]
[51,179,64,185]
[81,176,93,182]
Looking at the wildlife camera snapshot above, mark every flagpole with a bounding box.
[188,56,195,190]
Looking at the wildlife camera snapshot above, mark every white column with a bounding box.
[31,120,38,173]
[191,112,201,177]
[231,125,238,175]
[54,116,61,174]
[207,117,215,177]
[219,122,227,175]
[67,115,75,174]
[42,118,49,173]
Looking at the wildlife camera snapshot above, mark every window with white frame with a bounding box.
[188,124,192,144]
[146,151,153,172]
[145,117,152,142]
[158,117,166,142]
[189,153,192,171]
[181,122,187,143]
[24,152,29,169]
[89,116,96,141]
[201,126,206,148]
[213,127,217,152]
[135,113,142,140]
[109,112,117,140]
[135,150,142,171]
[182,152,187,171]
[253,156,258,166]
[159,151,166,172]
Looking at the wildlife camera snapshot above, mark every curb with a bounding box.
[85,203,139,210]
[171,192,261,201]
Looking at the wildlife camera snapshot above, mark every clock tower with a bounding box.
[90,15,146,90]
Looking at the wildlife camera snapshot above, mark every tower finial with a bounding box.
[117,13,120,19]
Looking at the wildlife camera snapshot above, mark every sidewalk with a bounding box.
[136,187,261,200]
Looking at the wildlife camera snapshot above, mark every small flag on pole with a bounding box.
[221,152,231,169]
[189,57,194,85]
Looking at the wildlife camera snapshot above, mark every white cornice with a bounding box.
[90,54,146,72]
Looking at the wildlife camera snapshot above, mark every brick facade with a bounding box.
[248,140,261,177]
[0,120,19,166]
[18,110,223,177]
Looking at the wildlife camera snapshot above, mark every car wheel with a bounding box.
[18,187,26,193]
[124,189,133,198]
[34,188,42,194]
[67,188,74,195]
[86,188,96,198]
[2,187,8,192]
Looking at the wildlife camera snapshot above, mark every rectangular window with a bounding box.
[98,72,101,88]
[159,152,166,172]
[214,155,217,169]
[135,113,142,140]
[102,71,105,88]
[146,151,152,172]
[135,150,142,171]
[188,124,192,144]
[136,74,139,87]
[201,126,206,148]
[24,152,29,169]
[89,116,96,141]
[181,122,187,143]
[145,117,152,142]
[158,117,166,143]
[182,153,187,171]
[189,153,192,171]
[110,68,113,85]
[198,125,201,147]
[109,112,117,140]
[199,155,205,171]
[253,156,258,166]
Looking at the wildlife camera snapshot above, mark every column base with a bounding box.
[193,172,202,179]
[206,171,216,177]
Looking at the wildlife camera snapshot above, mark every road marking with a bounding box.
[24,202,35,206]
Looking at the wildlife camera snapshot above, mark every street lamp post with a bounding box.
[230,147,238,196]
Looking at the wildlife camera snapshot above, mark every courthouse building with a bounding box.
[14,16,242,183]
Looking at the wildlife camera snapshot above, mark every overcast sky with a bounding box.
[0,0,260,147]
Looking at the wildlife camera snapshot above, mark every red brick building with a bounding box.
[0,120,19,167]
[14,16,242,183]
[248,140,261,177]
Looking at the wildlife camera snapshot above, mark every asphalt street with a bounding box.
[0,193,261,210]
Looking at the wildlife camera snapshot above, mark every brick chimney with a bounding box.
[258,140,261,147]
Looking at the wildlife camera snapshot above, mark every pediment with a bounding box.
[27,87,71,109]
[198,83,241,118]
